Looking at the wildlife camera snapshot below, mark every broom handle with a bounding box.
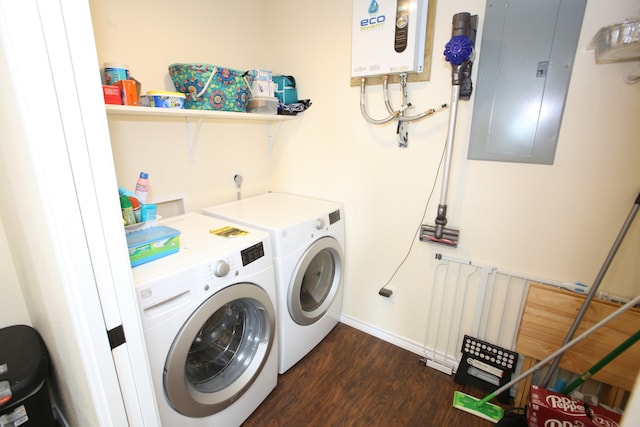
[561,328,640,395]
[541,192,640,387]
[477,293,640,406]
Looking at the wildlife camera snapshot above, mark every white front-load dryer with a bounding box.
[202,193,345,374]
[131,213,277,427]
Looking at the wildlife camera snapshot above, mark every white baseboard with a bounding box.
[338,315,523,397]
[338,314,428,358]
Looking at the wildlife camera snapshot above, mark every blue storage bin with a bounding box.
[126,226,180,267]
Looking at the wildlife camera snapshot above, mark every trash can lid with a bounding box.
[0,325,49,407]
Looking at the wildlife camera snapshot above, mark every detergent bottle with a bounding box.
[120,196,136,225]
[135,172,149,204]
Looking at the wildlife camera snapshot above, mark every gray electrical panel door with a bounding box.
[467,0,586,165]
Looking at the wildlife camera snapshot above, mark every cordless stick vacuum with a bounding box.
[421,13,477,247]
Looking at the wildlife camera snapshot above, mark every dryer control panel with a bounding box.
[241,242,265,266]
[329,209,341,225]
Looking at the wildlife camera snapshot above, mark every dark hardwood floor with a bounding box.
[243,323,504,426]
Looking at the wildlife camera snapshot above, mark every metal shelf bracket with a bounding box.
[186,116,203,164]
[267,121,283,154]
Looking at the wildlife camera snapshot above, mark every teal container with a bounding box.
[168,63,250,112]
[126,226,180,267]
[273,75,298,105]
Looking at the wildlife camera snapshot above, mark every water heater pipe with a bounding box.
[360,79,397,125]
[360,77,447,127]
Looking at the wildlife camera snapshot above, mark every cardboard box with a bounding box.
[528,385,622,427]
[115,79,138,106]
[126,226,180,267]
[250,80,276,97]
[102,85,121,105]
[246,69,272,81]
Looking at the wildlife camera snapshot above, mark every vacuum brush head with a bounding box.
[420,224,459,247]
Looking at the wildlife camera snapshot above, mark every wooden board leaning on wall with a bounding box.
[514,282,640,407]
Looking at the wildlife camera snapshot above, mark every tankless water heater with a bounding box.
[351,0,428,78]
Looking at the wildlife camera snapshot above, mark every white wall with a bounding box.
[268,0,640,341]
[89,0,278,211]
[0,38,30,325]
[0,0,636,423]
[86,0,639,419]
[90,0,639,340]
[0,221,30,326]
[0,1,147,424]
[0,35,102,426]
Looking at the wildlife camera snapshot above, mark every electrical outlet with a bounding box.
[382,286,397,303]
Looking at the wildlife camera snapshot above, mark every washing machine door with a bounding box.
[163,283,275,417]
[288,236,343,326]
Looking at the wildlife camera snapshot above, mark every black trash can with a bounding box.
[0,325,55,426]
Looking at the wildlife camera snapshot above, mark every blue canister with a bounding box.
[143,91,185,109]
[103,62,130,85]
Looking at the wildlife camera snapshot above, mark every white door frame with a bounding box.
[0,0,159,425]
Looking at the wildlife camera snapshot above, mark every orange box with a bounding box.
[115,79,138,106]
[102,85,122,105]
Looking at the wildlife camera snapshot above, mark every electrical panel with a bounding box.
[467,0,586,165]
[351,0,429,78]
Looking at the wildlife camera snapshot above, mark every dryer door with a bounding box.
[288,236,344,326]
[163,283,275,417]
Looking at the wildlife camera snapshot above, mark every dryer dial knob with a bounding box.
[314,218,325,230]
[213,260,230,277]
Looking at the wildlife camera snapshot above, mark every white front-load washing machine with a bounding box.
[202,192,345,374]
[131,212,277,427]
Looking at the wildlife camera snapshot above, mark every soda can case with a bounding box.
[527,385,622,427]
